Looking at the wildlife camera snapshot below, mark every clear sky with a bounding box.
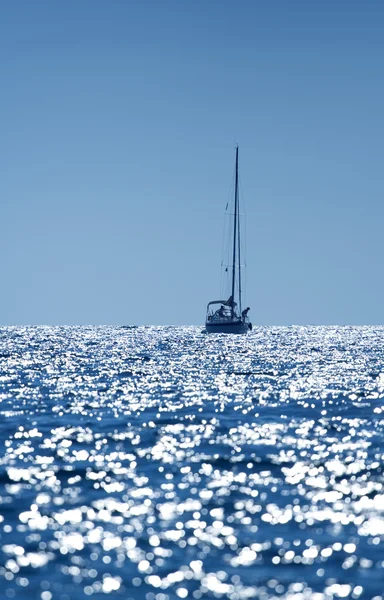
[1,1,383,325]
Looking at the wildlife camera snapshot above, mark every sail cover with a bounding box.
[224,295,237,307]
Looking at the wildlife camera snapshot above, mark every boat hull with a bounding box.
[205,320,251,334]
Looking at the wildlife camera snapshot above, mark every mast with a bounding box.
[238,168,242,315]
[231,146,239,317]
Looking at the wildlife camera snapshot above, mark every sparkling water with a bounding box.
[0,326,383,600]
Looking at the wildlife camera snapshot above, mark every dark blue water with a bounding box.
[0,326,383,600]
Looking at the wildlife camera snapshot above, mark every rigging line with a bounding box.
[221,211,232,298]
[238,174,248,307]
[231,146,239,318]
[220,172,235,298]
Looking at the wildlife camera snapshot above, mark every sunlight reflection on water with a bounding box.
[0,325,383,599]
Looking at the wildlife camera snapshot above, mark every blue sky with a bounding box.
[1,1,383,325]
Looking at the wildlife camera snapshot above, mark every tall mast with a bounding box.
[238,163,242,315]
[231,146,239,317]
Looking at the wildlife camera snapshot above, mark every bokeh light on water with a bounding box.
[0,325,383,599]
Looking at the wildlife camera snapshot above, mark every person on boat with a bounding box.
[242,307,250,318]
[213,305,225,319]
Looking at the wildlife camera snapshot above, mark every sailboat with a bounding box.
[205,146,252,334]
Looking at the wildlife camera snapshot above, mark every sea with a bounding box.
[0,325,383,600]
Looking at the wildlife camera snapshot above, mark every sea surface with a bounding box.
[0,326,383,600]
